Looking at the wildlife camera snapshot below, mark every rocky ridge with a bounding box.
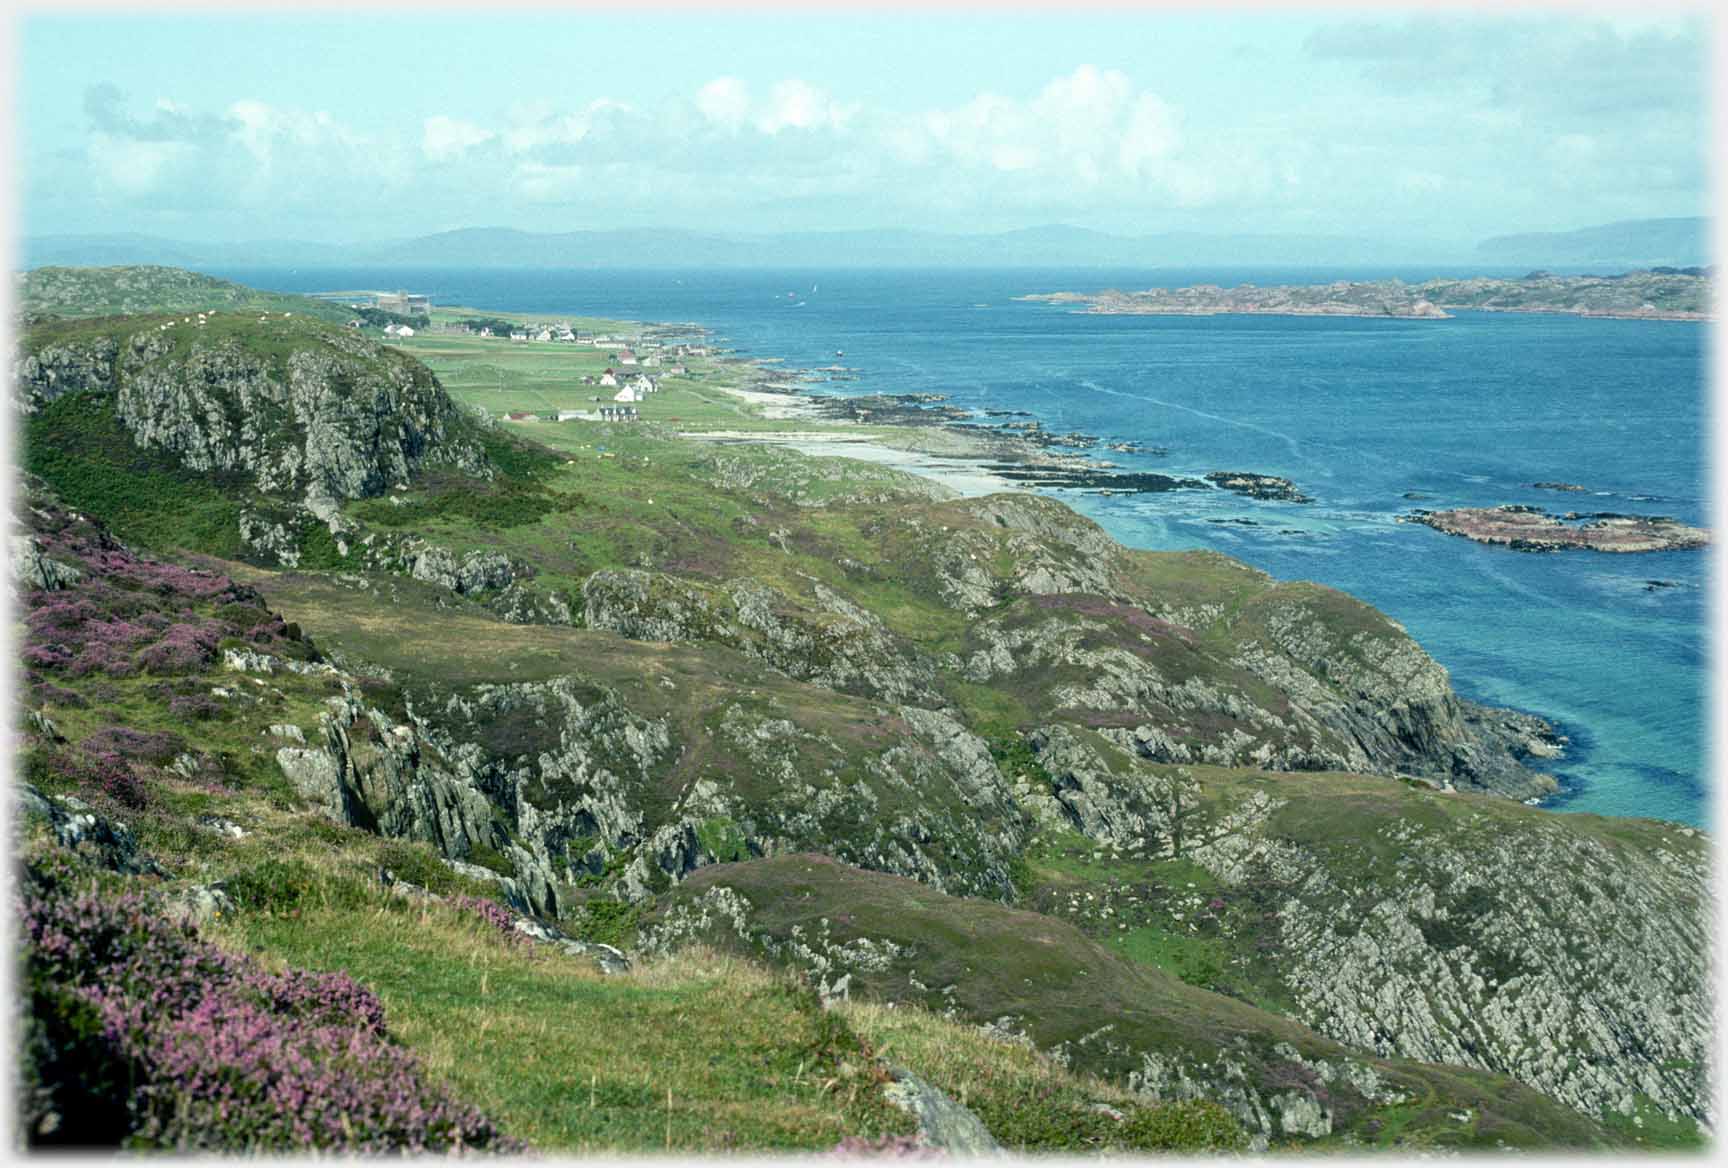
[15,314,488,506]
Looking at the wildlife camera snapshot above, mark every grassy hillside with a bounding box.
[17,265,352,323]
[12,270,1710,1154]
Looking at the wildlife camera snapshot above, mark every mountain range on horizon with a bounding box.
[16,217,1710,272]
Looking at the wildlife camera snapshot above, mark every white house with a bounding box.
[618,349,638,365]
[613,385,641,403]
[383,323,401,336]
[396,326,415,337]
[629,375,656,395]
[642,354,662,367]
[599,369,619,388]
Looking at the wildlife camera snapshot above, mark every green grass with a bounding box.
[387,325,883,436]
[840,1000,1247,1152]
[20,266,353,322]
[229,910,908,1153]
[24,393,248,557]
[1109,923,1231,988]
[1597,1094,1705,1149]
[661,854,1623,1150]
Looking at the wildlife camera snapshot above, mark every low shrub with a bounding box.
[80,726,184,766]
[34,747,151,810]
[1118,1099,1248,1151]
[167,693,224,721]
[223,857,321,914]
[566,899,641,947]
[18,857,523,1153]
[449,896,532,948]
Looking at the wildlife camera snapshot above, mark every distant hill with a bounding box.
[22,234,350,269]
[1475,217,1709,268]
[28,221,1710,271]
[17,265,352,323]
[352,225,1442,268]
[24,226,1460,271]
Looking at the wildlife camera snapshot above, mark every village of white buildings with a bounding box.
[322,288,712,426]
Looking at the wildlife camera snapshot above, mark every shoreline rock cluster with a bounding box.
[1016,270,1711,322]
[1403,505,1710,554]
[794,389,1310,500]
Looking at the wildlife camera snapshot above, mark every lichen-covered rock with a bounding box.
[9,534,83,592]
[1026,724,1186,849]
[400,543,521,595]
[15,783,160,876]
[1218,590,1561,799]
[580,569,940,703]
[16,317,488,504]
[1183,789,1712,1127]
[882,1066,1002,1153]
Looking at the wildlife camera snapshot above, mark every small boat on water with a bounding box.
[834,349,844,357]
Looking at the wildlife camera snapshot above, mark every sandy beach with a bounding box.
[682,378,1061,497]
[678,429,1025,497]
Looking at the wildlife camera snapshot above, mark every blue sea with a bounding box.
[221,266,1711,828]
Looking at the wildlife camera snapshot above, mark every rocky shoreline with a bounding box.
[1017,270,1712,323]
[1402,505,1710,553]
[730,381,1309,501]
[1203,471,1312,503]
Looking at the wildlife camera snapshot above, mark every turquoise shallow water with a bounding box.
[224,266,1711,827]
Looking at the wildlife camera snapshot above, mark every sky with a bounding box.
[12,5,1715,247]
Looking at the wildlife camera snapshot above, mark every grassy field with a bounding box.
[229,910,909,1153]
[386,323,883,435]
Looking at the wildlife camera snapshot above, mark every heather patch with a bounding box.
[449,894,534,948]
[32,747,151,810]
[17,500,319,690]
[17,858,522,1153]
[167,692,225,721]
[80,726,185,766]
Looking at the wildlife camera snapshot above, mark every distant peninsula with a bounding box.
[1403,505,1710,554]
[1018,269,1712,322]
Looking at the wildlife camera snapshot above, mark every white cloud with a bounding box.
[87,136,193,196]
[696,77,750,131]
[61,70,1271,228]
[754,79,848,134]
[422,115,494,162]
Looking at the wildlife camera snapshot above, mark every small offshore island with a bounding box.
[1404,505,1711,554]
[1018,268,1712,321]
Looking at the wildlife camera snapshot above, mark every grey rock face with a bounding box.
[1026,725,1185,849]
[1221,595,1560,799]
[15,783,160,876]
[883,1066,1002,1154]
[237,511,304,567]
[16,321,488,504]
[924,496,1129,613]
[9,535,83,592]
[164,883,235,929]
[13,337,119,410]
[1184,791,1712,1127]
[1128,1043,1374,1144]
[580,569,939,703]
[401,543,521,595]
